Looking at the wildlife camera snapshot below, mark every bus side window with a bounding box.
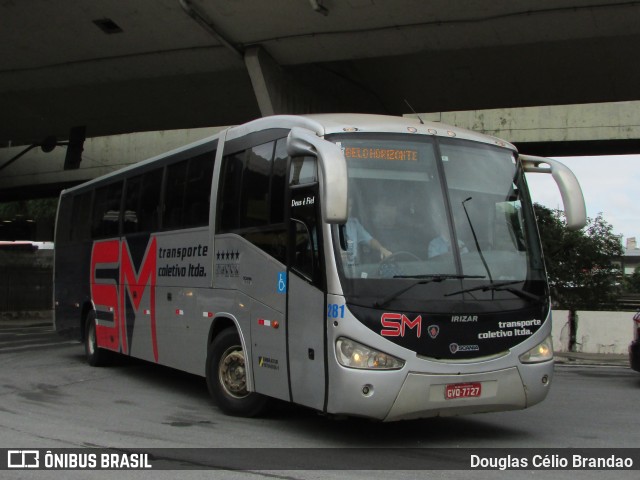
[163,152,215,231]
[54,195,73,245]
[217,152,244,232]
[291,219,315,281]
[218,140,287,265]
[289,156,317,185]
[70,191,92,242]
[163,160,188,230]
[288,155,321,284]
[123,175,143,235]
[184,153,214,227]
[241,142,274,228]
[271,139,287,224]
[123,168,163,235]
[138,169,163,232]
[91,182,122,239]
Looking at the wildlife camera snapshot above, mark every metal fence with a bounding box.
[0,245,53,312]
[0,266,52,312]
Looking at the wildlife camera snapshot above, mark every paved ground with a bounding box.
[1,315,639,480]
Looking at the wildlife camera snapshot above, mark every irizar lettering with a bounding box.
[451,315,478,322]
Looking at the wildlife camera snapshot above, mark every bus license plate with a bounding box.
[445,382,482,400]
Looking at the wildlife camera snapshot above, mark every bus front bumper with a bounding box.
[382,364,551,421]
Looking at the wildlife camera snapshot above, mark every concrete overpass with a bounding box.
[2,0,640,147]
[1,101,638,201]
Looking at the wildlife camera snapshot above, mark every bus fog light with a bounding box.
[519,335,554,364]
[336,337,404,370]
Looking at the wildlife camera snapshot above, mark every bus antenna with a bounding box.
[404,99,424,125]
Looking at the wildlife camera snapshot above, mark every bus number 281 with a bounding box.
[328,304,345,319]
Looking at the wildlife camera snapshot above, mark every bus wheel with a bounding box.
[84,311,110,367]
[206,327,268,417]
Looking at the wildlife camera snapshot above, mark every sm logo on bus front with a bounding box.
[380,313,422,338]
[90,238,159,362]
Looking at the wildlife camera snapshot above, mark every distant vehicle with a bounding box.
[0,240,53,251]
[630,310,640,372]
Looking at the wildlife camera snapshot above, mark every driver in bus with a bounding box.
[344,196,392,262]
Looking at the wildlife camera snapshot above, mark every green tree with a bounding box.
[0,198,57,221]
[534,204,623,350]
[0,198,58,240]
[624,266,640,294]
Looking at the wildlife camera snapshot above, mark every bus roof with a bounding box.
[60,114,516,196]
[228,114,517,151]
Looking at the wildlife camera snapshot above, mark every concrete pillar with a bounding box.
[244,45,383,117]
[244,46,311,117]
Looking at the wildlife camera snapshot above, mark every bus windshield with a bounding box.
[329,133,546,312]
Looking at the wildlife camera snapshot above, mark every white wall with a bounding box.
[552,310,633,354]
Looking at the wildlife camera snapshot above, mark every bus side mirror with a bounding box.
[287,127,348,224]
[520,155,587,230]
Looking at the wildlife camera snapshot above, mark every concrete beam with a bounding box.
[409,101,640,154]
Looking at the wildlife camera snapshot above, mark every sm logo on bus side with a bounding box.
[90,238,159,362]
[380,313,423,338]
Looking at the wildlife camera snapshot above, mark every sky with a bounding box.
[524,155,640,248]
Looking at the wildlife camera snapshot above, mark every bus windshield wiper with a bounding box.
[462,197,494,285]
[444,280,544,303]
[375,274,485,309]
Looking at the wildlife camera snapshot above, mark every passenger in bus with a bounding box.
[428,217,468,258]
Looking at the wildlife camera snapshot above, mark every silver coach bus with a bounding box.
[54,114,586,421]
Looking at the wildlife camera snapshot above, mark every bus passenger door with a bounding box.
[287,171,327,412]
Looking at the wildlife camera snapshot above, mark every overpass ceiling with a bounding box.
[2,0,640,145]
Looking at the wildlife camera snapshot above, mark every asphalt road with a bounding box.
[1,320,639,479]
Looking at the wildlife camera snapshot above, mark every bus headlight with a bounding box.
[519,335,554,364]
[336,337,405,370]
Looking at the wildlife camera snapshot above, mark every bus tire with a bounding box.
[84,311,111,367]
[206,327,268,417]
